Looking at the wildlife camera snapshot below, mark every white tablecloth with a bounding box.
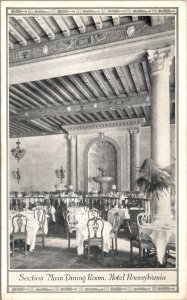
[107,208,130,225]
[139,222,175,264]
[76,221,112,255]
[9,210,48,251]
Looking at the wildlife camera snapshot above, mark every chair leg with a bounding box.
[67,231,70,249]
[115,236,117,254]
[12,239,14,257]
[42,234,44,248]
[112,239,114,249]
[88,245,90,263]
[25,239,27,255]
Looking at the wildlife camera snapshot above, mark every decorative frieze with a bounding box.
[63,118,145,133]
[9,18,175,65]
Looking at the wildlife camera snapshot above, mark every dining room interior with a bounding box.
[8,14,176,269]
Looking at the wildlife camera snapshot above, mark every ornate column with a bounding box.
[147,45,174,223]
[68,135,77,191]
[129,128,140,191]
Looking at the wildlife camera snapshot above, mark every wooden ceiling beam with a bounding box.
[14,16,41,44]
[151,16,165,26]
[92,16,103,30]
[17,83,51,107]
[9,98,26,109]
[91,112,103,121]
[116,109,125,119]
[11,90,175,122]
[115,66,132,95]
[68,115,82,123]
[53,16,70,37]
[91,71,111,97]
[142,60,151,91]
[37,80,65,104]
[80,73,101,98]
[73,16,86,33]
[33,16,55,41]
[129,64,142,94]
[112,16,120,26]
[46,78,74,104]
[10,86,42,108]
[9,91,36,108]
[99,111,111,121]
[76,113,88,123]
[26,82,58,105]
[108,110,118,120]
[9,23,27,46]
[57,77,85,102]
[29,119,54,132]
[142,106,150,119]
[83,112,96,122]
[103,69,120,96]
[68,75,92,100]
[124,107,133,118]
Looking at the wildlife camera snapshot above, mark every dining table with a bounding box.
[9,209,48,252]
[138,221,176,265]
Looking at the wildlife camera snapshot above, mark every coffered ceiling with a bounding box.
[9,15,175,138]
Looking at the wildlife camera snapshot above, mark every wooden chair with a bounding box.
[12,205,22,212]
[10,213,27,256]
[165,242,176,267]
[33,207,46,248]
[66,213,77,249]
[111,212,120,253]
[85,217,104,262]
[88,208,100,219]
[127,214,156,265]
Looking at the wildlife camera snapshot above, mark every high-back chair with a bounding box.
[66,212,77,249]
[127,215,156,265]
[11,213,27,256]
[88,208,100,219]
[165,242,176,267]
[137,212,149,226]
[111,212,120,253]
[33,207,46,248]
[86,217,104,262]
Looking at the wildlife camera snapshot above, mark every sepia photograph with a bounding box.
[1,1,187,300]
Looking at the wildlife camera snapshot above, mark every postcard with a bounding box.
[1,1,187,300]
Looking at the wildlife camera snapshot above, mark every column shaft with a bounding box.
[69,135,77,191]
[129,129,139,191]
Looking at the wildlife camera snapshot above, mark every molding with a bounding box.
[63,118,146,134]
[9,18,175,66]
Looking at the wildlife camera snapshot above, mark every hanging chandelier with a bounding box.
[55,166,65,183]
[11,139,26,163]
[11,120,26,163]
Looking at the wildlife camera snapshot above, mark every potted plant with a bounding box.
[135,158,175,223]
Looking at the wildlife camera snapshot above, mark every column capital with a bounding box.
[129,128,139,136]
[68,134,77,142]
[147,45,174,76]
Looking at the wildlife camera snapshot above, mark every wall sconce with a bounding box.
[12,168,21,184]
[55,166,65,183]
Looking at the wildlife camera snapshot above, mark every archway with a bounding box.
[84,136,121,192]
